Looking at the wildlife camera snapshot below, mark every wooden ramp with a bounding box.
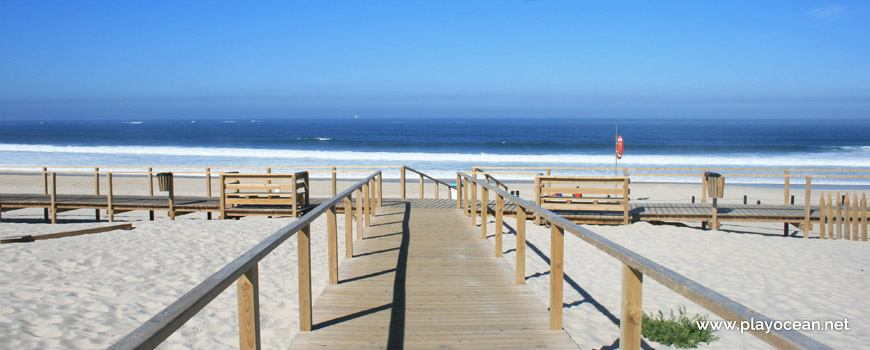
[290,201,578,349]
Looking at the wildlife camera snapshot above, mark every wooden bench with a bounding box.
[535,176,630,225]
[219,171,310,219]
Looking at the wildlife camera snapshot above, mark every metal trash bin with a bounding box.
[705,172,724,198]
[157,172,174,192]
[449,183,457,198]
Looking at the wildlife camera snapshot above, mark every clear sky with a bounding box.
[1,1,868,119]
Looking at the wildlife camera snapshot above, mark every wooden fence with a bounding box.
[458,172,831,350]
[818,192,869,241]
[107,171,381,349]
[534,176,631,225]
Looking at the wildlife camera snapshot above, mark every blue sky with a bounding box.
[1,1,868,119]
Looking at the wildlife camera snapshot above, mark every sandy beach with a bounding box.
[1,174,868,349]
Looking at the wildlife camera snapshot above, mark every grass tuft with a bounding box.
[641,306,719,348]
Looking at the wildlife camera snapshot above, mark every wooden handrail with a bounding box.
[108,171,382,350]
[458,172,832,350]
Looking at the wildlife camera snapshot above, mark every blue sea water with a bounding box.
[1,117,869,183]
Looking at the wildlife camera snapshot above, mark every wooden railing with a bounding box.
[472,165,870,204]
[107,171,382,350]
[457,172,831,350]
[401,165,453,200]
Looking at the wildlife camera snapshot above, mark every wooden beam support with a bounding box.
[550,224,564,330]
[470,181,477,226]
[377,172,383,207]
[356,189,363,240]
[363,183,370,227]
[495,194,503,257]
[480,187,488,239]
[516,207,526,285]
[95,167,101,221]
[401,166,406,199]
[345,196,353,258]
[108,173,115,222]
[297,224,312,332]
[327,206,338,284]
[236,265,261,350]
[620,265,644,350]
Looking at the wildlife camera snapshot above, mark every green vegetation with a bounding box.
[641,306,719,348]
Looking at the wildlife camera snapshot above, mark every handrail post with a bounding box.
[332,166,337,197]
[356,189,364,239]
[297,224,312,331]
[327,206,338,284]
[470,181,477,226]
[701,170,707,204]
[292,174,298,218]
[220,174,227,219]
[237,265,261,350]
[370,179,377,216]
[462,177,469,214]
[480,186,488,239]
[784,170,790,205]
[108,173,115,222]
[50,172,57,224]
[516,207,526,284]
[620,265,644,350]
[419,174,424,199]
[95,167,100,221]
[377,172,383,207]
[401,166,406,199]
[804,177,812,238]
[363,182,370,227]
[168,173,176,220]
[345,196,353,258]
[456,174,461,208]
[434,181,439,199]
[206,167,212,197]
[550,225,564,330]
[148,167,154,221]
[495,193,503,257]
[534,176,542,225]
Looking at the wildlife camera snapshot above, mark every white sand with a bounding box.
[0,214,349,349]
[2,173,869,349]
[480,216,869,349]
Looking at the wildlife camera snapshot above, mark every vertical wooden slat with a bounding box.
[516,207,526,285]
[711,198,719,230]
[356,189,363,240]
[836,192,842,239]
[363,183,370,227]
[480,187,488,239]
[94,167,100,221]
[495,194,503,257]
[470,181,477,226]
[345,196,353,258]
[419,174,424,199]
[845,194,852,240]
[327,206,338,284]
[819,197,826,239]
[620,265,644,350]
[331,167,337,197]
[784,170,790,205]
[237,265,261,350]
[853,193,860,240]
[623,178,630,225]
[400,166,406,199]
[862,194,868,241]
[550,225,564,330]
[50,172,57,224]
[219,174,227,219]
[803,177,811,238]
[108,173,114,222]
[827,193,834,238]
[462,178,469,215]
[434,181,439,199]
[298,224,312,331]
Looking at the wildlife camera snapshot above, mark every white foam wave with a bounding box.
[123,121,143,124]
[2,143,870,168]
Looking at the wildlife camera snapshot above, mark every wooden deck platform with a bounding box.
[290,202,578,349]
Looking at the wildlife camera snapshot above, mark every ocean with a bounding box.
[1,117,869,184]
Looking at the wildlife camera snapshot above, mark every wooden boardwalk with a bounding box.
[290,201,578,349]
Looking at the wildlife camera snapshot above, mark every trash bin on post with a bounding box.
[705,172,724,198]
[449,183,458,198]
[704,172,723,230]
[156,172,176,220]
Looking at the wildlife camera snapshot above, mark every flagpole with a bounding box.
[614,123,618,176]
